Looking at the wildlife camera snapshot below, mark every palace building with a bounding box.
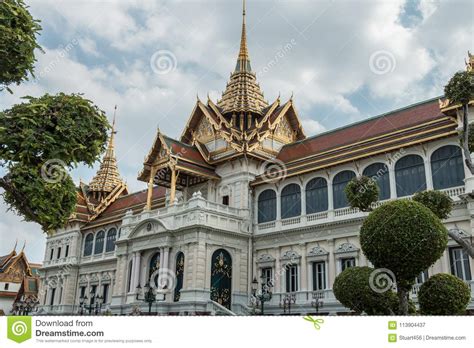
[38,4,474,315]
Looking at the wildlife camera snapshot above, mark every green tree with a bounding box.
[0,0,42,92]
[444,70,474,173]
[360,200,448,315]
[333,266,397,315]
[0,94,109,231]
[413,190,453,220]
[418,273,471,315]
[344,175,379,212]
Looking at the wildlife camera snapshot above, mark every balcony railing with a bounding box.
[256,186,465,234]
[120,191,250,238]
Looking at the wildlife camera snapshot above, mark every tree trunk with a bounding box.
[448,229,474,258]
[461,104,474,175]
[397,287,409,315]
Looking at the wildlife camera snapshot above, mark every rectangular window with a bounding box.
[50,248,54,260]
[449,247,472,281]
[90,285,97,305]
[285,264,298,292]
[261,267,273,289]
[4,283,9,291]
[222,195,229,206]
[312,261,326,290]
[103,284,109,303]
[50,288,56,306]
[415,270,429,284]
[57,247,61,259]
[65,245,69,258]
[341,257,356,272]
[80,286,86,299]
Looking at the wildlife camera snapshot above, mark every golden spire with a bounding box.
[217,0,268,115]
[89,106,125,200]
[236,0,250,71]
[466,51,474,72]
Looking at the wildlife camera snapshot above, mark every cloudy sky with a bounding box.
[0,0,473,262]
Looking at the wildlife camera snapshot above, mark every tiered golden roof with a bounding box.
[88,117,125,197]
[216,0,268,115]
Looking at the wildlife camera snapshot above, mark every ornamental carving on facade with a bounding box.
[335,242,359,254]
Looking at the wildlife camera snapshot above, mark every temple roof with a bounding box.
[89,116,126,195]
[253,97,458,185]
[216,0,268,115]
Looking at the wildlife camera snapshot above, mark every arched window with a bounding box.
[210,249,232,309]
[94,231,105,254]
[257,190,276,223]
[105,228,117,252]
[83,233,94,256]
[363,163,390,200]
[149,252,160,288]
[306,177,328,214]
[395,155,426,197]
[281,184,301,219]
[431,145,465,189]
[174,252,185,302]
[333,171,356,209]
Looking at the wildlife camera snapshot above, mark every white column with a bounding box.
[300,245,307,291]
[327,180,334,218]
[132,252,141,291]
[276,193,281,220]
[274,247,281,293]
[163,247,170,270]
[301,186,306,216]
[389,166,397,199]
[425,160,433,190]
[327,239,336,288]
[158,248,165,289]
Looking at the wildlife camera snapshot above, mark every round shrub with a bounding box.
[413,190,453,220]
[345,176,379,212]
[418,274,471,315]
[360,200,448,287]
[333,266,395,315]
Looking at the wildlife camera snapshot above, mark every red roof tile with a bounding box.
[277,98,444,163]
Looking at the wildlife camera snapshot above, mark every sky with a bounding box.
[0,0,473,263]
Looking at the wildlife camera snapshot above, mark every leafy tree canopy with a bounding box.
[345,175,379,212]
[418,273,471,315]
[0,93,109,231]
[360,200,448,289]
[444,70,474,105]
[413,190,453,220]
[0,0,42,92]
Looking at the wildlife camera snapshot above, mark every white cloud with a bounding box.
[301,119,326,136]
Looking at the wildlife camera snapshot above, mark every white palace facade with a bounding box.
[38,5,474,315]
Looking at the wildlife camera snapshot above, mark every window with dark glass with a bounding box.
[102,284,109,303]
[90,285,97,305]
[431,145,465,190]
[94,231,105,254]
[105,228,117,252]
[395,155,426,197]
[4,283,9,290]
[333,171,356,209]
[261,267,273,288]
[257,189,276,223]
[127,260,133,292]
[285,264,298,292]
[341,257,355,272]
[83,234,94,256]
[306,177,328,214]
[50,288,56,306]
[50,248,54,260]
[415,270,429,284]
[312,261,326,290]
[363,163,390,200]
[449,247,472,281]
[80,286,86,299]
[65,245,69,258]
[222,195,229,206]
[56,247,61,259]
[281,184,301,219]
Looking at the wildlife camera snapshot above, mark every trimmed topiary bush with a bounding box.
[418,274,471,315]
[333,266,396,315]
[360,199,448,314]
[345,176,379,212]
[413,190,453,220]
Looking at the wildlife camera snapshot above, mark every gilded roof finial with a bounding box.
[13,239,18,252]
[236,0,251,72]
[88,105,125,198]
[20,240,26,253]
